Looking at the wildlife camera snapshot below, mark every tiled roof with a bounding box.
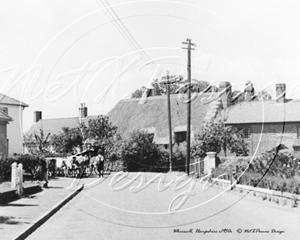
[0,109,12,122]
[27,116,98,135]
[0,93,29,107]
[224,99,300,124]
[107,93,219,141]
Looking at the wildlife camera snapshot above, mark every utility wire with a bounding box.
[95,0,156,70]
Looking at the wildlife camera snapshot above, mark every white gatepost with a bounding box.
[204,152,216,175]
[11,162,17,189]
[16,163,23,195]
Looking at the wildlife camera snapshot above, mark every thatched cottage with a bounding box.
[108,81,300,157]
[28,81,300,157]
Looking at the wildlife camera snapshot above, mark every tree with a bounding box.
[131,79,216,98]
[51,127,85,154]
[131,86,147,98]
[86,115,117,143]
[23,133,37,154]
[44,116,117,156]
[192,120,249,158]
[84,115,118,158]
[120,130,161,171]
[24,129,51,154]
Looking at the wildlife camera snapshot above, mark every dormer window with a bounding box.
[175,131,187,144]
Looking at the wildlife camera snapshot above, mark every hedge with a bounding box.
[0,154,47,183]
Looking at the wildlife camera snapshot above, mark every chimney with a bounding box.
[34,111,42,123]
[219,81,232,108]
[244,81,254,101]
[79,103,87,118]
[276,83,286,103]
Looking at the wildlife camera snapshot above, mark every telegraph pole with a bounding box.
[161,72,183,172]
[182,39,196,176]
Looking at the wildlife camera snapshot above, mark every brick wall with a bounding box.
[228,122,299,157]
[0,122,8,157]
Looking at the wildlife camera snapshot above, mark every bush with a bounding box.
[0,154,47,183]
[0,158,15,182]
[155,147,169,172]
[108,160,124,172]
[212,149,300,195]
[120,130,162,172]
[259,150,300,178]
[16,154,47,181]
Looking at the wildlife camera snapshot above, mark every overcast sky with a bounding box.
[1,0,300,132]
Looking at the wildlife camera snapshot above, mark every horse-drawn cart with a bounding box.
[47,148,102,178]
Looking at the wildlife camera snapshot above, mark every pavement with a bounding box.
[0,177,85,240]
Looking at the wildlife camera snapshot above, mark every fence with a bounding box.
[190,157,205,176]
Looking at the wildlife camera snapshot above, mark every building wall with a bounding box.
[228,122,299,157]
[0,104,24,156]
[0,122,8,157]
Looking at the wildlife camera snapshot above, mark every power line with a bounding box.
[95,0,156,70]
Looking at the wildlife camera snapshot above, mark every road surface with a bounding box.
[26,172,300,240]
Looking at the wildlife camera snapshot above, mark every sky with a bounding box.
[1,0,300,132]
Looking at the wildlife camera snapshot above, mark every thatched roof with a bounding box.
[107,93,219,144]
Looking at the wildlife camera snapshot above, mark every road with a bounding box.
[26,172,300,240]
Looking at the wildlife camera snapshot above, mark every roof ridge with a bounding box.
[122,92,218,102]
[36,115,99,121]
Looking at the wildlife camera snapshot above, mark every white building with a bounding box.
[0,93,28,156]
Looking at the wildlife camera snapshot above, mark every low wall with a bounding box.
[212,178,300,202]
[0,184,42,204]
[0,189,18,204]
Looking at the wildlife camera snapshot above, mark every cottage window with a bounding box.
[0,107,8,114]
[243,128,250,138]
[297,126,300,138]
[238,128,250,139]
[175,131,187,144]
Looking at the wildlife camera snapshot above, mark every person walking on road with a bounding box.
[96,151,105,178]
